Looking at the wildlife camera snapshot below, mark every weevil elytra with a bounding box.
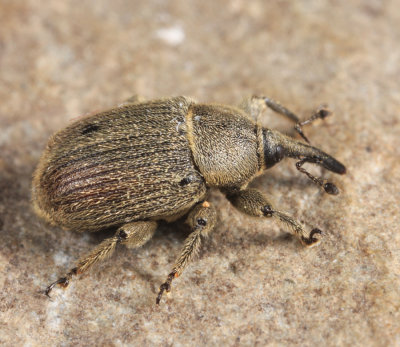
[32,95,346,304]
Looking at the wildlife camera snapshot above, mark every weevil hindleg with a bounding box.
[226,188,321,246]
[156,201,217,305]
[44,221,157,297]
[241,96,330,143]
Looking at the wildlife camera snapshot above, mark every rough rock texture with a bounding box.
[1,1,399,346]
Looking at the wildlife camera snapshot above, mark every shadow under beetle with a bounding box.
[32,95,346,304]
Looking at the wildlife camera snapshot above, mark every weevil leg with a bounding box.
[156,201,217,305]
[44,221,157,297]
[225,188,322,246]
[240,96,330,143]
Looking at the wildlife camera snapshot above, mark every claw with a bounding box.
[301,228,322,246]
[44,284,55,298]
[43,276,70,298]
[156,271,176,305]
[156,283,170,305]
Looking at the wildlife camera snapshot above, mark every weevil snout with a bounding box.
[319,156,346,175]
[263,129,346,194]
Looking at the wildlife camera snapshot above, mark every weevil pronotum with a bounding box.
[32,95,346,304]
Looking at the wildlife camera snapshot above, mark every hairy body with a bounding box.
[32,95,345,304]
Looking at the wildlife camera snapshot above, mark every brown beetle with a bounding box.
[32,95,346,304]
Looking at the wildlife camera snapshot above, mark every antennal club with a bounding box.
[296,158,339,195]
[294,106,331,143]
[262,97,331,143]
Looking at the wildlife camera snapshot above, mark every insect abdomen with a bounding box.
[32,97,207,231]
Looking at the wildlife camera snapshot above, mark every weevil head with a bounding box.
[262,129,290,169]
[263,134,286,168]
[262,129,346,174]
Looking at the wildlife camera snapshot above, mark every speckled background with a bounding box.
[1,1,399,346]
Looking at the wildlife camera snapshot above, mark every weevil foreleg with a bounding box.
[226,188,321,246]
[44,221,157,297]
[241,96,330,143]
[156,201,217,305]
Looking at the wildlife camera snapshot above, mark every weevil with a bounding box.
[32,95,346,304]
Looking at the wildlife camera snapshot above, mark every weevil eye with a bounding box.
[264,144,285,168]
[274,145,284,162]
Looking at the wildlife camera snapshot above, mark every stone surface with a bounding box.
[1,1,399,346]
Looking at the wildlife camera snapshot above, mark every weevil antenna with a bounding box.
[295,157,339,195]
[263,130,346,194]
